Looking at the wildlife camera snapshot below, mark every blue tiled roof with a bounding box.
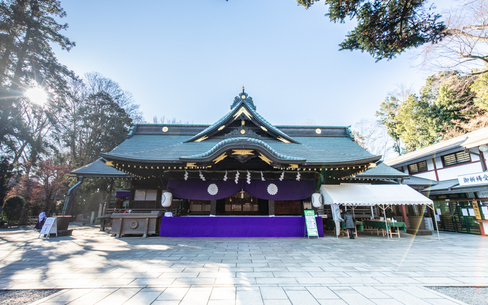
[71,159,132,178]
[101,91,381,166]
[101,132,380,165]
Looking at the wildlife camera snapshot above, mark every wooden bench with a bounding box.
[389,227,401,238]
[27,216,38,225]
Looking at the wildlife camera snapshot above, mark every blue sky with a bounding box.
[54,0,449,127]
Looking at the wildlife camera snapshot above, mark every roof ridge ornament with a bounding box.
[231,87,256,110]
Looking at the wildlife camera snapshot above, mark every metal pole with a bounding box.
[429,203,441,241]
[382,204,390,240]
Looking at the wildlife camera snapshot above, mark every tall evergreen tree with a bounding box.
[377,71,483,153]
[0,0,75,167]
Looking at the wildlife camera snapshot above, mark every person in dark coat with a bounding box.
[343,210,356,239]
[34,211,46,230]
[385,207,395,219]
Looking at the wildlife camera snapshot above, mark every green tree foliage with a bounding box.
[0,0,75,167]
[0,157,12,206]
[377,71,482,153]
[471,68,488,110]
[1,195,25,222]
[297,0,446,60]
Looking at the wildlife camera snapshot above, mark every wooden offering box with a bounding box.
[111,212,162,238]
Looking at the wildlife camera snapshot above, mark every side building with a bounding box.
[385,127,488,235]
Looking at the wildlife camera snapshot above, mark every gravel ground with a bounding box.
[0,289,60,305]
[0,288,486,305]
[428,287,488,305]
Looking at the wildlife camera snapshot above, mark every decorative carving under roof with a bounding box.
[225,127,262,139]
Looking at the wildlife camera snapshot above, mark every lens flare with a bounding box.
[25,87,48,105]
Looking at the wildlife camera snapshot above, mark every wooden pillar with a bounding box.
[479,222,486,236]
[268,200,275,216]
[210,200,217,215]
[401,205,409,227]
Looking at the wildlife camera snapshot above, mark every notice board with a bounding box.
[39,217,57,238]
[304,210,319,238]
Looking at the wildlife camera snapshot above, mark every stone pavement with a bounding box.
[1,225,487,305]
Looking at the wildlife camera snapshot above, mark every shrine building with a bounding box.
[72,88,417,238]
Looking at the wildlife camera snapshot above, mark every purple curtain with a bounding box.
[167,180,242,200]
[115,191,131,198]
[160,216,324,238]
[244,180,315,201]
[167,179,315,201]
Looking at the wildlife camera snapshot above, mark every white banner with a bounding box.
[458,172,488,187]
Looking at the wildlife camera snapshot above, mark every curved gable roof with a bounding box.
[185,91,298,144]
[180,137,306,164]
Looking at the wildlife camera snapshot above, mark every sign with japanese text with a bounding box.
[458,172,488,187]
[472,201,482,220]
[304,210,319,238]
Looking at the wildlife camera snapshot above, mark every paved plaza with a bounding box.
[1,226,487,305]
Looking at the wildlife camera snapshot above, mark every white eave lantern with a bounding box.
[161,191,173,207]
[311,192,323,208]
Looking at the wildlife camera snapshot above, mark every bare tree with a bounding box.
[351,118,398,161]
[420,0,488,74]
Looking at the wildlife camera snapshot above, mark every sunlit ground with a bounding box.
[1,225,488,304]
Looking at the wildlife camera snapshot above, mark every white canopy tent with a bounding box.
[320,184,439,240]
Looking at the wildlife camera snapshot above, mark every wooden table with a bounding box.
[341,221,364,231]
[363,220,407,238]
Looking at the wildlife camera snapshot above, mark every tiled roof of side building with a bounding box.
[71,159,132,178]
[385,126,488,167]
[402,175,438,186]
[422,179,459,192]
[356,162,409,178]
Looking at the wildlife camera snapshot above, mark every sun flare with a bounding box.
[25,87,48,105]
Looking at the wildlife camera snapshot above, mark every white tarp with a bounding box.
[320,184,433,206]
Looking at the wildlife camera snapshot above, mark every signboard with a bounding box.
[482,206,488,219]
[39,217,57,238]
[458,172,488,187]
[472,201,482,220]
[304,210,319,238]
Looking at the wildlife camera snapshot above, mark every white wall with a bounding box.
[407,149,487,181]
[437,162,484,180]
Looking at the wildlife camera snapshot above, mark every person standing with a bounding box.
[332,204,343,237]
[344,210,356,239]
[34,211,46,230]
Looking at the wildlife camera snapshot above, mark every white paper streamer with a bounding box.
[279,171,284,181]
[199,170,206,181]
[246,170,251,184]
[261,171,265,181]
[184,170,189,181]
[235,171,240,184]
[296,171,301,181]
[223,170,228,181]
